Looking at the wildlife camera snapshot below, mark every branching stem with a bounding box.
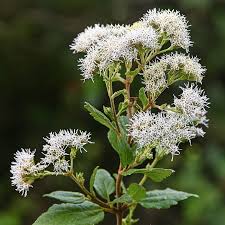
[68,173,116,214]
[139,157,159,186]
[123,157,160,223]
[108,78,121,133]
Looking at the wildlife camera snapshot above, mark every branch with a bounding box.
[138,157,159,186]
[108,78,121,133]
[68,173,117,214]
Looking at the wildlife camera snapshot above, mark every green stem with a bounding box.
[139,157,159,186]
[125,76,134,145]
[108,78,120,133]
[123,157,160,223]
[158,46,174,55]
[125,78,132,119]
[70,148,76,173]
[69,173,116,214]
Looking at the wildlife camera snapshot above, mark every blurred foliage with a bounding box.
[0,0,224,225]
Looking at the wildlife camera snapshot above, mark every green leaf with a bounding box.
[84,102,114,130]
[111,89,125,99]
[103,106,113,120]
[140,188,198,209]
[122,168,174,182]
[107,116,135,167]
[139,87,148,108]
[33,201,104,225]
[93,169,115,200]
[108,130,134,167]
[44,191,85,204]
[127,183,146,202]
[118,116,129,131]
[146,168,174,182]
[111,194,132,204]
[117,101,128,116]
[126,68,140,77]
[89,166,99,194]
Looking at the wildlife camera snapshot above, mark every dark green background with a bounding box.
[0,0,225,225]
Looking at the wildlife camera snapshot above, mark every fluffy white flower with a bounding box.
[141,8,191,51]
[41,129,92,172]
[10,149,45,197]
[143,52,205,93]
[75,24,138,80]
[78,47,100,81]
[143,62,167,97]
[161,53,206,83]
[174,83,209,126]
[78,36,137,79]
[70,24,128,53]
[70,24,106,53]
[125,23,159,49]
[53,159,70,173]
[129,111,204,157]
[43,129,92,151]
[97,35,137,70]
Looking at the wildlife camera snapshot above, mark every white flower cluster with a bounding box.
[10,149,46,197]
[70,24,128,53]
[143,62,167,98]
[10,129,92,196]
[71,24,138,80]
[126,24,159,49]
[71,9,191,80]
[42,129,92,172]
[144,53,205,95]
[130,80,209,158]
[129,110,205,158]
[161,53,206,82]
[174,84,209,126]
[141,9,191,51]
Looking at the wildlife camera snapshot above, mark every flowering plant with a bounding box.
[10,9,209,225]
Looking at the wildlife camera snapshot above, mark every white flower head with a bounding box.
[70,24,111,53]
[41,129,93,172]
[78,47,100,81]
[53,159,70,174]
[129,111,204,158]
[10,149,45,197]
[143,52,205,93]
[143,62,167,97]
[73,24,137,80]
[125,23,160,49]
[141,8,191,51]
[70,24,128,53]
[174,83,209,126]
[161,52,206,83]
[97,35,137,71]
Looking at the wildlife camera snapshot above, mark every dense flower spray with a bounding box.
[10,8,209,225]
[11,129,93,194]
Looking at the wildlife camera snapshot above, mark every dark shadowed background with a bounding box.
[0,0,225,225]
